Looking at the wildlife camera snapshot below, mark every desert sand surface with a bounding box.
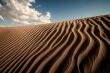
[0,15,110,73]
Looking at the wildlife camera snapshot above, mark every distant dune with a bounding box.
[0,15,110,73]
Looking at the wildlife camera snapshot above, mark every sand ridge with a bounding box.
[0,15,110,73]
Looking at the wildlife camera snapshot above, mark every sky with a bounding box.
[0,0,110,26]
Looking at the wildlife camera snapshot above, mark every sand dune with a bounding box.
[0,15,110,73]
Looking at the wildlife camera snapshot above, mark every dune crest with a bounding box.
[0,15,110,73]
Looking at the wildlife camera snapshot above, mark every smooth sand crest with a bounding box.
[0,15,110,73]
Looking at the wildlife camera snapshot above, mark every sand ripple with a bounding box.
[0,15,110,73]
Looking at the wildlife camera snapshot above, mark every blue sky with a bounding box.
[35,0,110,22]
[0,0,110,26]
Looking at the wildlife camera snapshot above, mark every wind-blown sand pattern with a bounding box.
[0,15,110,73]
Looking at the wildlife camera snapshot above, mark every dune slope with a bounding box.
[0,15,110,73]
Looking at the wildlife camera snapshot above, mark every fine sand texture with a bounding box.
[0,15,110,73]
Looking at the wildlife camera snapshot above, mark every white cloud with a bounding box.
[0,15,4,20]
[0,4,2,7]
[0,0,51,24]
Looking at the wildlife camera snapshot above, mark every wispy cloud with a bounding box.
[0,0,51,25]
